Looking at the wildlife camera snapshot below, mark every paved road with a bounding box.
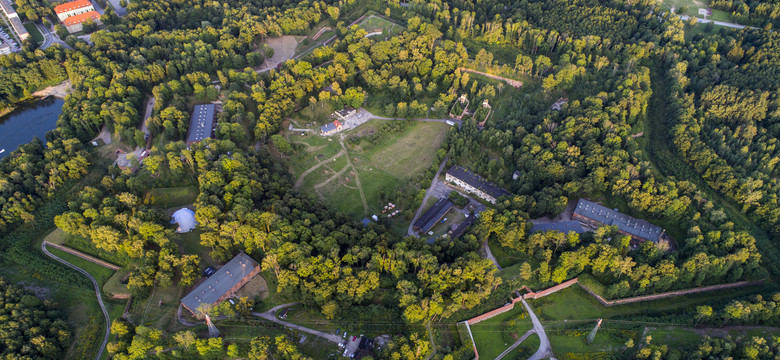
[252,303,344,343]
[483,240,502,270]
[35,22,52,49]
[679,15,757,29]
[407,155,449,237]
[496,329,536,360]
[106,0,128,16]
[522,298,553,360]
[141,97,154,135]
[177,304,204,326]
[41,242,111,360]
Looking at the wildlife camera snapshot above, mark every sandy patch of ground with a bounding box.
[33,80,72,99]
[91,126,112,146]
[257,36,298,72]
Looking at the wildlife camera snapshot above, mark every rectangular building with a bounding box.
[572,198,666,244]
[320,119,342,136]
[181,252,260,317]
[63,10,101,33]
[186,104,216,144]
[445,166,510,204]
[54,0,95,21]
[0,0,28,41]
[413,198,453,234]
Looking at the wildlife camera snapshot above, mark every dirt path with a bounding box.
[458,67,523,88]
[313,160,351,192]
[293,149,346,189]
[91,127,112,145]
[252,303,343,343]
[340,137,368,215]
[291,141,326,153]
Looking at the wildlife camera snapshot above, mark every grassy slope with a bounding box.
[470,303,538,359]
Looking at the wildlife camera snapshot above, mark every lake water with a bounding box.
[0,98,64,160]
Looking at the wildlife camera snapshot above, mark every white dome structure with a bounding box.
[172,208,198,233]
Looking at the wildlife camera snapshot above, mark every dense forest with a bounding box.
[1,0,780,358]
[0,278,71,359]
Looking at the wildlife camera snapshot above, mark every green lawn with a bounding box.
[47,247,115,285]
[356,15,405,38]
[488,239,527,268]
[648,328,700,347]
[470,303,537,359]
[146,185,198,208]
[532,284,766,323]
[290,119,449,220]
[23,22,43,43]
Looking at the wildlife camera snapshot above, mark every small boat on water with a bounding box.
[0,149,4,154]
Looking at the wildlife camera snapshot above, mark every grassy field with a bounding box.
[23,22,43,43]
[488,239,527,268]
[356,15,405,38]
[470,303,538,359]
[47,247,115,285]
[289,119,449,219]
[532,285,765,323]
[174,229,218,266]
[146,185,198,208]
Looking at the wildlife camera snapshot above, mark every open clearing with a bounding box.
[289,119,449,219]
[259,36,299,71]
[356,15,405,38]
[145,185,198,208]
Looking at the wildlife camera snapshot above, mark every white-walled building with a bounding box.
[54,0,95,21]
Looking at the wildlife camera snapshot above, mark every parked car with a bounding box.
[203,267,216,277]
[335,328,341,335]
[228,298,236,305]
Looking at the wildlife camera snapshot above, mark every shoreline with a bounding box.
[32,80,72,99]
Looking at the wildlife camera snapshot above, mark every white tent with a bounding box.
[172,208,198,233]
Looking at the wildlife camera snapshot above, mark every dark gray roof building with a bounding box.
[449,216,475,239]
[573,199,665,242]
[413,198,453,234]
[181,252,260,316]
[445,166,510,203]
[186,104,216,144]
[531,221,585,235]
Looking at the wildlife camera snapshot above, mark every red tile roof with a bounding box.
[54,0,93,14]
[63,10,100,26]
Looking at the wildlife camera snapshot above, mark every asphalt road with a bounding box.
[495,329,536,360]
[522,298,553,360]
[41,242,111,360]
[679,15,757,29]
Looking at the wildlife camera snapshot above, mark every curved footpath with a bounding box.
[41,242,111,360]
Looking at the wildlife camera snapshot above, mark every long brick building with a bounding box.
[181,252,260,317]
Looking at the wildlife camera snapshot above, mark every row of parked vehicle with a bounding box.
[0,29,21,53]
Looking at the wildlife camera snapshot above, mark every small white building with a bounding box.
[172,208,198,233]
